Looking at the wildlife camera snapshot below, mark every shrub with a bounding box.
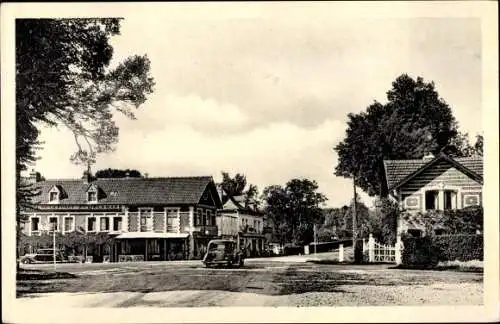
[401,234,483,268]
[401,235,440,269]
[434,234,483,261]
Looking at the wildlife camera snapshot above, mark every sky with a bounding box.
[31,8,483,209]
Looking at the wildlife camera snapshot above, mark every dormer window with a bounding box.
[49,192,58,202]
[86,184,98,203]
[87,191,97,203]
[48,186,60,203]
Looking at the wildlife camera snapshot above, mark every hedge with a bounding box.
[434,234,483,262]
[401,236,440,269]
[401,234,483,268]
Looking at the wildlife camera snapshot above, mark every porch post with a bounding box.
[145,239,148,261]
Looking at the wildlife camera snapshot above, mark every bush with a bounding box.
[401,235,440,269]
[434,234,483,261]
[401,234,483,268]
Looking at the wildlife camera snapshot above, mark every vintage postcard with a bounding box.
[1,1,498,323]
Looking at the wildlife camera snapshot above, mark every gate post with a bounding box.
[339,244,344,262]
[395,234,403,265]
[368,234,375,263]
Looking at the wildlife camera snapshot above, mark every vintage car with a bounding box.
[202,239,244,268]
[19,248,66,264]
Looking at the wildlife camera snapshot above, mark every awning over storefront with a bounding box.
[116,232,189,239]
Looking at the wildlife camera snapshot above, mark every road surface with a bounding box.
[16,258,483,307]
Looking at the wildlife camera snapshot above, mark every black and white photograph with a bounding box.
[1,1,498,323]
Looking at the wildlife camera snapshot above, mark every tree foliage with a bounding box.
[95,168,142,178]
[262,178,327,245]
[444,132,483,157]
[219,172,247,204]
[16,18,155,173]
[219,172,260,209]
[334,74,459,197]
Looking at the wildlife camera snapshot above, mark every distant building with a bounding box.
[383,153,483,236]
[20,171,222,261]
[216,191,266,256]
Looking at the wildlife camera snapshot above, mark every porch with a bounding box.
[113,232,190,262]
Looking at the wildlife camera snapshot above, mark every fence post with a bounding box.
[395,234,403,265]
[339,244,344,262]
[368,233,375,263]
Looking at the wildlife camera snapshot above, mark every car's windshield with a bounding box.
[37,249,56,254]
[209,242,233,251]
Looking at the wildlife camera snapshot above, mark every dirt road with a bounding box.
[16,259,483,307]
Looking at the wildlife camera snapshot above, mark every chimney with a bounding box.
[82,164,93,184]
[422,152,435,161]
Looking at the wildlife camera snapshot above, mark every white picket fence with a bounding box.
[363,234,403,265]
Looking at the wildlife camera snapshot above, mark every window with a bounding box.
[87,191,97,203]
[49,216,59,231]
[443,190,456,210]
[87,217,97,232]
[408,229,422,237]
[425,190,439,210]
[64,217,74,232]
[31,217,40,232]
[113,217,123,231]
[139,208,153,232]
[49,191,59,202]
[100,217,110,231]
[196,210,202,226]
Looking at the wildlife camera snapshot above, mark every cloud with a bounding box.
[114,93,249,133]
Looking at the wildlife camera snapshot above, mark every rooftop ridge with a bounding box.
[39,175,213,182]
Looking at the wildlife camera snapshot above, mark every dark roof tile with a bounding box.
[384,155,483,190]
[30,176,215,206]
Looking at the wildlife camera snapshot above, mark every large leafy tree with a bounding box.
[444,132,483,157]
[219,172,247,204]
[95,168,142,178]
[334,74,459,197]
[17,18,154,172]
[16,18,154,266]
[219,172,260,208]
[262,179,327,245]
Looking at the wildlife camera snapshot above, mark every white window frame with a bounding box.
[29,215,41,236]
[112,215,124,232]
[86,215,97,233]
[48,215,59,232]
[48,187,60,204]
[99,215,110,232]
[420,184,462,212]
[87,190,98,204]
[63,215,75,234]
[462,192,481,208]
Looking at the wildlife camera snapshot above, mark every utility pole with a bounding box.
[313,224,317,255]
[352,174,358,263]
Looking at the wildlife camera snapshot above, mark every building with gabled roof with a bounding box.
[216,189,266,256]
[20,170,222,261]
[383,152,483,236]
